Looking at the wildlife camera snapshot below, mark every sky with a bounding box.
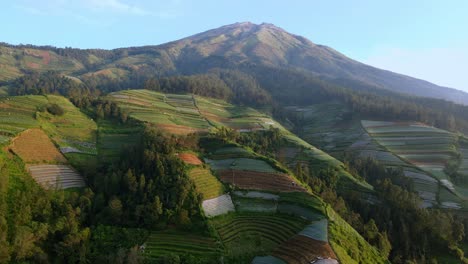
[1,0,467,91]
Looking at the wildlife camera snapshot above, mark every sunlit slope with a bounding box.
[109,89,372,191]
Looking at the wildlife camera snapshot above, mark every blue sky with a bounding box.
[1,0,467,91]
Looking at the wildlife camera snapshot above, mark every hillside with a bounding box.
[2,22,468,264]
[1,22,467,105]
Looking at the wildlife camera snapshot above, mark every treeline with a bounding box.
[6,63,468,133]
[143,70,272,106]
[0,154,92,263]
[315,157,468,263]
[244,64,468,132]
[88,126,203,230]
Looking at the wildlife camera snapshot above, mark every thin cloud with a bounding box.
[81,0,151,15]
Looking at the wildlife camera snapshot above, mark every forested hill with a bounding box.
[0,22,467,105]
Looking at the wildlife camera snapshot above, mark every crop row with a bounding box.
[188,167,224,200]
[144,231,220,258]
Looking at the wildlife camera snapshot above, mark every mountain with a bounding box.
[155,22,468,104]
[1,22,467,104]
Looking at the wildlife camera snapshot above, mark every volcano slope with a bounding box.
[109,89,388,263]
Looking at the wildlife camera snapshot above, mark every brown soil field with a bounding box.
[41,51,51,65]
[272,235,337,264]
[158,124,208,135]
[218,170,306,192]
[179,152,203,165]
[9,129,67,163]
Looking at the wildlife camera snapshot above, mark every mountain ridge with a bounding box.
[0,21,467,104]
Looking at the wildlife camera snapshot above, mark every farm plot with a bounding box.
[38,95,97,152]
[28,164,85,189]
[277,203,324,221]
[218,170,306,192]
[188,167,224,200]
[205,158,279,173]
[298,219,329,242]
[0,95,46,142]
[233,191,279,200]
[210,146,255,159]
[97,120,142,162]
[233,197,278,213]
[195,95,268,131]
[109,90,211,134]
[458,149,468,176]
[144,230,221,260]
[272,235,337,264]
[202,194,235,217]
[362,120,459,193]
[211,214,308,257]
[232,191,279,212]
[252,256,287,264]
[404,170,439,208]
[9,129,67,163]
[178,152,202,165]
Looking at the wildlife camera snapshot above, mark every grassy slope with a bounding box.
[0,95,98,168]
[0,46,85,82]
[188,167,224,200]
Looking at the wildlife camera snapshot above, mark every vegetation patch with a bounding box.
[218,170,306,192]
[188,167,224,200]
[9,128,67,163]
[211,214,308,258]
[272,235,337,264]
[144,230,221,260]
[178,152,202,165]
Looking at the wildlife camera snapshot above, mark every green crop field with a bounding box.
[205,158,279,173]
[97,120,142,162]
[233,196,278,213]
[144,230,221,260]
[211,213,308,257]
[188,167,225,200]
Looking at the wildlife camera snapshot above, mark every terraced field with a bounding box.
[38,95,97,154]
[97,120,142,162]
[109,90,210,134]
[202,194,235,217]
[109,90,282,134]
[272,235,337,264]
[205,158,279,173]
[218,170,305,192]
[0,95,97,153]
[144,230,221,260]
[28,164,85,189]
[178,152,202,165]
[361,120,468,206]
[188,167,224,200]
[211,214,308,256]
[362,120,457,178]
[0,96,46,142]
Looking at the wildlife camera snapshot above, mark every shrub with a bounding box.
[46,103,65,116]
